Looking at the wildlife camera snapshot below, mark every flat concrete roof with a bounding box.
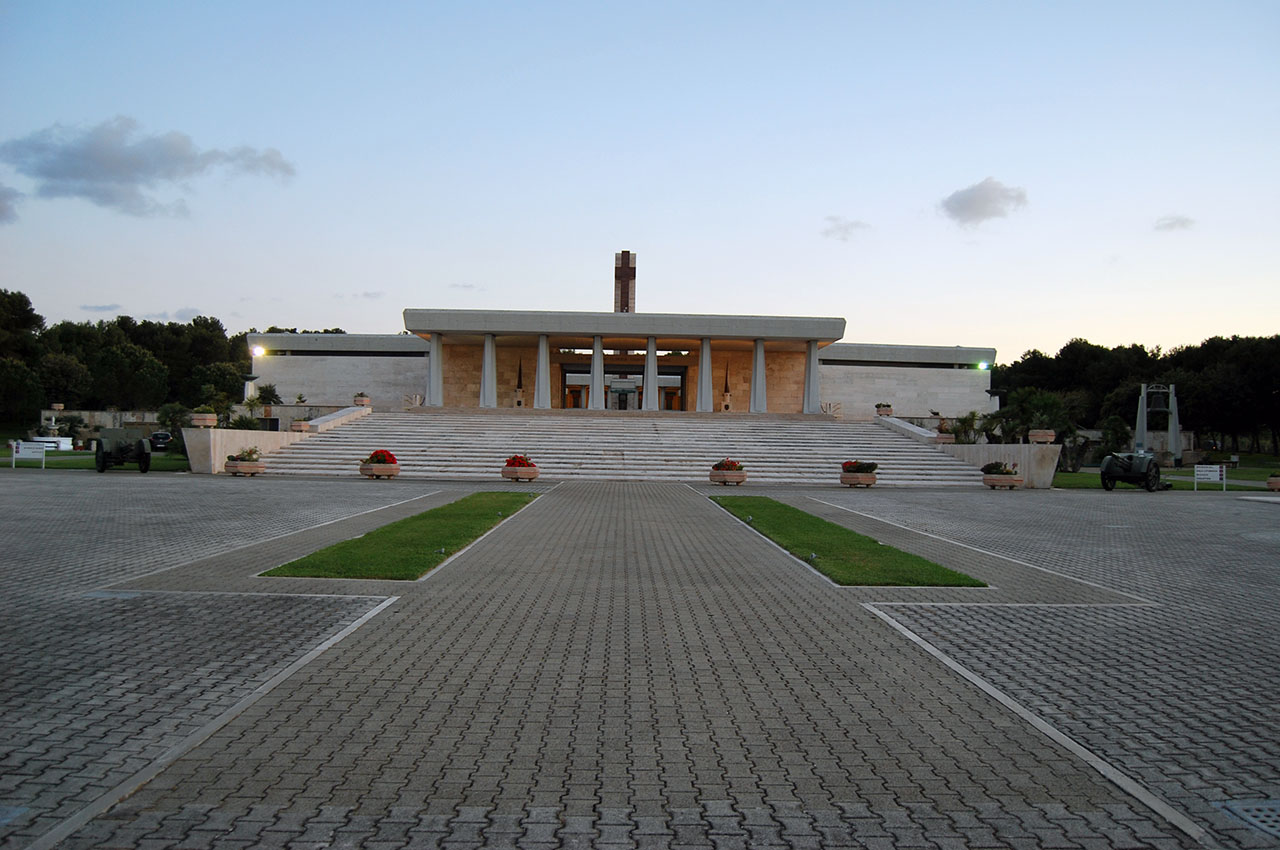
[820,342,996,366]
[248,333,429,354]
[402,309,845,349]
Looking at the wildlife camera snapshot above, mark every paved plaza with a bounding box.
[1,472,1277,849]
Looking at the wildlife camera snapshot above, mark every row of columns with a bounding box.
[426,335,822,414]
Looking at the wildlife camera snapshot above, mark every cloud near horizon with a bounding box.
[0,116,294,219]
[0,184,23,224]
[821,215,870,241]
[1154,214,1195,231]
[940,177,1027,226]
[80,303,122,313]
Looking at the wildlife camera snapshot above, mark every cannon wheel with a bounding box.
[95,442,108,473]
[1144,460,1160,492]
[1101,474,1115,491]
[137,440,151,473]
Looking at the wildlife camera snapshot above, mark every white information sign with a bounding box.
[10,440,48,469]
[1193,464,1226,491]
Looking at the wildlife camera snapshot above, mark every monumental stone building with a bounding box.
[248,253,996,420]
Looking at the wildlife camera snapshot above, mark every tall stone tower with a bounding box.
[613,250,636,313]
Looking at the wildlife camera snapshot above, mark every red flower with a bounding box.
[362,449,397,464]
[505,454,536,467]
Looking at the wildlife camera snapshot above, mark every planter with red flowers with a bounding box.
[839,460,878,488]
[359,449,400,479]
[502,454,539,482]
[709,458,746,486]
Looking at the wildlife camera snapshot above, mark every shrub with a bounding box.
[981,461,1017,475]
[229,414,260,430]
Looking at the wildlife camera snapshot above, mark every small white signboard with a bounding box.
[10,440,48,469]
[1193,464,1226,491]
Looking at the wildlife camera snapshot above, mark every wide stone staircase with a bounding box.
[260,410,984,486]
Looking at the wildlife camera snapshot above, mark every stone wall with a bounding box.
[250,354,427,409]
[819,363,995,420]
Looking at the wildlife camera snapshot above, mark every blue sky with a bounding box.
[2,1,1276,362]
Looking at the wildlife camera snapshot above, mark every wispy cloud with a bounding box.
[0,116,294,218]
[359,291,384,300]
[1154,214,1195,232]
[821,215,869,242]
[0,184,22,224]
[449,283,481,291]
[940,177,1027,226]
[174,307,202,321]
[81,303,122,313]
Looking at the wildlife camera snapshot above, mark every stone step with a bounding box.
[259,412,982,485]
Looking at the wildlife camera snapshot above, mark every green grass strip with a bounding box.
[1,453,191,472]
[265,491,536,580]
[712,496,985,587]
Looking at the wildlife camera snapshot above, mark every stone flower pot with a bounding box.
[875,407,893,416]
[354,396,371,407]
[983,474,1024,490]
[934,433,955,444]
[225,460,265,476]
[502,466,539,482]
[1028,429,1055,444]
[840,472,877,488]
[191,412,217,428]
[1267,478,1280,492]
[360,462,400,479]
[290,421,311,432]
[709,470,746,486]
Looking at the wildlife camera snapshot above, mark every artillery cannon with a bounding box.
[1100,452,1168,492]
[95,428,151,473]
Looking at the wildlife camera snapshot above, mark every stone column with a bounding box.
[427,334,443,406]
[696,337,713,412]
[642,337,659,411]
[590,336,605,410]
[749,339,767,413]
[534,334,551,409]
[802,340,821,414]
[479,334,497,408]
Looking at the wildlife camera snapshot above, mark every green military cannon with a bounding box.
[95,428,152,473]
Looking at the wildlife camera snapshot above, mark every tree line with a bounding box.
[991,336,1280,455]
[3,288,1275,453]
[0,289,342,424]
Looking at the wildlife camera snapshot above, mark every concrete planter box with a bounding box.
[1029,429,1056,444]
[983,474,1023,490]
[875,407,893,416]
[191,413,217,428]
[225,460,265,477]
[710,470,746,486]
[290,421,311,432]
[354,396,371,407]
[502,466,539,482]
[839,472,877,488]
[359,462,400,479]
[934,433,955,444]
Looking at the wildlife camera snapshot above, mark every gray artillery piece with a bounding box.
[95,428,152,473]
[1100,451,1168,491]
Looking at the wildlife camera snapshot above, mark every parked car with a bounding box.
[148,431,172,451]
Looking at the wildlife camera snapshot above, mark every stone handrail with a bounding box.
[183,405,371,473]
[873,415,1061,488]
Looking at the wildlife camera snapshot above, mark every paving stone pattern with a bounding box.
[807,487,1280,849]
[1,473,449,849]
[5,477,1210,849]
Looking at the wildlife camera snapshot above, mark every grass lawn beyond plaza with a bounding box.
[265,491,536,580]
[712,496,985,587]
[1,449,191,472]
